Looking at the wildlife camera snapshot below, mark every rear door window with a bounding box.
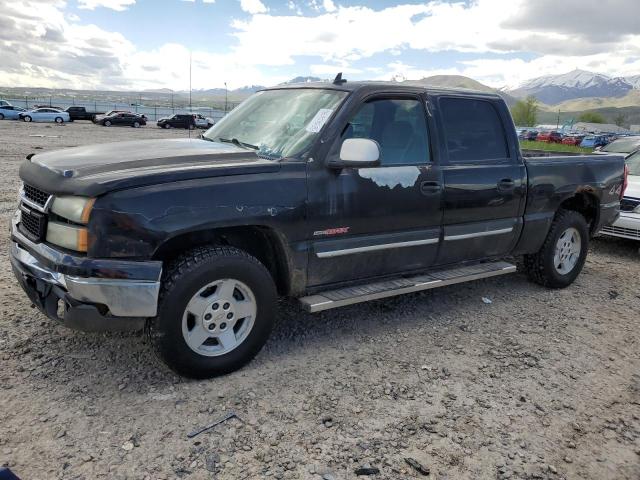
[439,97,509,162]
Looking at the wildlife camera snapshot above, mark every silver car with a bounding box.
[0,105,27,120]
[19,108,70,124]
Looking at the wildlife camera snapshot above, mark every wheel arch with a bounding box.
[558,190,600,234]
[152,225,293,296]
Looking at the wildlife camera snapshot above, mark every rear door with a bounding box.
[432,94,526,265]
[307,93,444,286]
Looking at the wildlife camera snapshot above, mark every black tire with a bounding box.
[147,245,277,378]
[104,120,111,127]
[164,123,171,129]
[23,115,32,122]
[524,209,589,289]
[133,121,140,128]
[55,117,63,124]
[0,113,4,120]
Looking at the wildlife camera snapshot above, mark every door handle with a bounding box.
[420,181,441,195]
[497,178,516,191]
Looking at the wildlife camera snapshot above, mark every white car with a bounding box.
[601,150,640,241]
[194,114,215,129]
[19,108,70,124]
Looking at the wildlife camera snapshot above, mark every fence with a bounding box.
[2,96,242,122]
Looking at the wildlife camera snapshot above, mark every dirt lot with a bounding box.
[0,120,639,480]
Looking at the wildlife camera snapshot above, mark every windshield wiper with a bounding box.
[217,137,260,151]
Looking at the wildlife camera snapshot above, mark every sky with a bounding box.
[1,0,639,91]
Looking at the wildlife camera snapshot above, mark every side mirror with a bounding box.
[329,138,381,168]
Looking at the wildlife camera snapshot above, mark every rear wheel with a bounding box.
[0,113,4,120]
[54,117,63,124]
[147,246,277,378]
[524,209,589,288]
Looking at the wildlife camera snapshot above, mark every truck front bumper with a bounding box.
[10,212,162,332]
[600,212,640,241]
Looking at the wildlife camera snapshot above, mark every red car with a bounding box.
[562,135,585,146]
[537,131,563,143]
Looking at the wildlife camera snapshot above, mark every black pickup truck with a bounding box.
[10,81,626,378]
[64,106,104,121]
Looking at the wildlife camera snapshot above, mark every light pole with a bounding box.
[224,82,228,114]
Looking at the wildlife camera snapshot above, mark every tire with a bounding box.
[54,117,63,124]
[164,123,171,129]
[189,124,195,130]
[133,121,140,128]
[0,113,4,120]
[23,115,32,122]
[147,245,277,379]
[104,120,111,127]
[524,209,589,289]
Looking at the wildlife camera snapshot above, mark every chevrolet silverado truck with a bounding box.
[10,80,627,378]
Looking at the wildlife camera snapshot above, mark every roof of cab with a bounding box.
[262,80,503,99]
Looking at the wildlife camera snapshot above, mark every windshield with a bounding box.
[601,137,640,153]
[626,151,640,176]
[203,88,348,159]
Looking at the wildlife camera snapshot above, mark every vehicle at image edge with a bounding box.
[9,80,626,379]
[194,114,216,129]
[157,114,197,129]
[96,112,146,128]
[580,135,610,149]
[18,108,70,124]
[594,136,640,155]
[0,100,11,107]
[64,106,105,122]
[536,131,563,143]
[601,149,640,241]
[0,105,27,120]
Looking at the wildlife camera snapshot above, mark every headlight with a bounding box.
[50,196,95,224]
[46,221,88,252]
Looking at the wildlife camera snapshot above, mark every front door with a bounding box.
[307,95,443,287]
[432,95,526,265]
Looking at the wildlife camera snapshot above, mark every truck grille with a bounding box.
[620,197,640,213]
[19,206,47,242]
[601,225,640,240]
[22,183,51,209]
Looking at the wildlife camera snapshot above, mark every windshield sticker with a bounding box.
[305,109,334,133]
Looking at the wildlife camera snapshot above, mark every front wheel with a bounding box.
[524,209,589,288]
[0,113,4,120]
[103,120,111,127]
[147,246,277,378]
[133,121,140,128]
[23,115,32,122]
[164,123,171,129]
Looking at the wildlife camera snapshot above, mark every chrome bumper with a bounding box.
[10,211,162,328]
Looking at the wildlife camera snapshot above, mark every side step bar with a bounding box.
[299,261,516,313]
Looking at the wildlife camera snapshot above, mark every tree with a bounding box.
[510,95,538,127]
[577,112,606,124]
[614,113,627,128]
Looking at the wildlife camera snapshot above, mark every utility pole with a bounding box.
[556,109,560,130]
[189,51,192,113]
[224,81,228,114]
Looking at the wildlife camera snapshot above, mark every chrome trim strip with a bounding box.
[316,237,439,258]
[19,187,53,213]
[444,227,513,241]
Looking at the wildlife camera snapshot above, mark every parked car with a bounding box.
[580,135,609,149]
[19,108,70,123]
[194,114,215,129]
[562,135,585,147]
[157,114,196,129]
[96,112,146,127]
[594,136,640,155]
[0,105,27,120]
[536,131,563,143]
[64,106,104,122]
[93,110,147,123]
[10,82,626,378]
[601,150,639,240]
[0,100,11,107]
[522,130,538,141]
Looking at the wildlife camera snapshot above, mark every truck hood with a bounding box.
[19,138,280,197]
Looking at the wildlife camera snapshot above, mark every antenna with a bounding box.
[333,72,347,85]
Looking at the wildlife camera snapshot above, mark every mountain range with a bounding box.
[507,69,639,105]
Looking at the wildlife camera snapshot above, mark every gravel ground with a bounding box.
[0,120,639,480]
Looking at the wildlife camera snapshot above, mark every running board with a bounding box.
[299,261,516,313]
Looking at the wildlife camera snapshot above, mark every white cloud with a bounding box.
[77,0,136,11]
[239,0,267,15]
[322,0,336,12]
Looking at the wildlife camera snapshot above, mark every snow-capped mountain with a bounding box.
[509,69,635,105]
[625,75,640,89]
